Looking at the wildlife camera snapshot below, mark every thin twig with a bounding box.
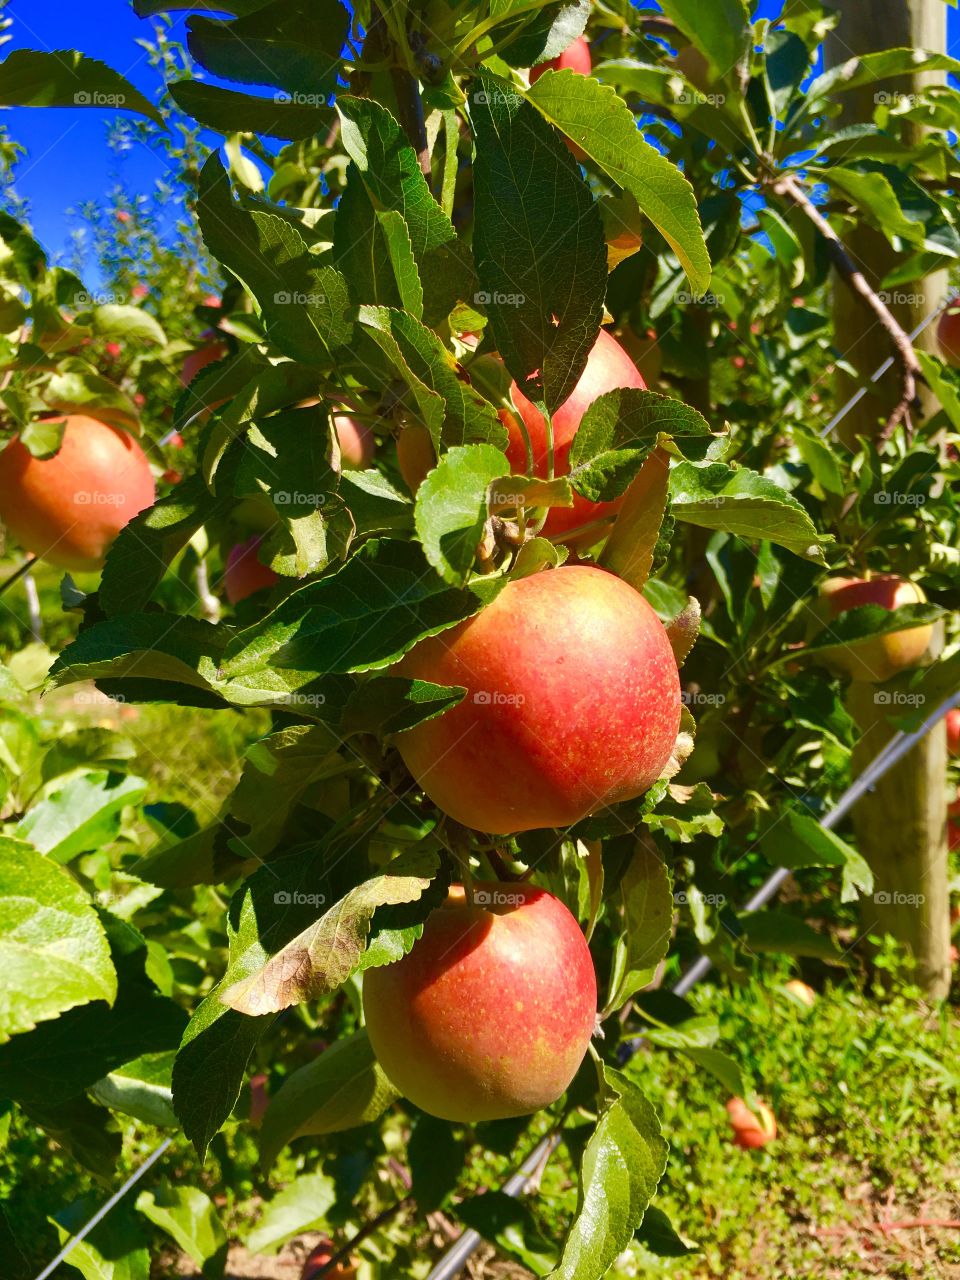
[773,174,922,438]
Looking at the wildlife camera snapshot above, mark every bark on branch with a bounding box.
[773,172,922,438]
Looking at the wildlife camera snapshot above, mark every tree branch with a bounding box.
[390,63,430,176]
[773,173,922,438]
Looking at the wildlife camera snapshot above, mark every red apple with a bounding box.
[332,413,375,469]
[502,328,646,543]
[224,534,278,605]
[396,425,436,495]
[131,283,149,301]
[0,415,155,571]
[394,564,680,833]
[181,336,228,388]
[727,1097,777,1149]
[950,822,960,853]
[946,708,960,757]
[363,882,596,1121]
[161,469,182,486]
[937,298,960,367]
[818,575,933,683]
[530,34,591,82]
[115,209,130,224]
[530,37,591,157]
[301,1240,357,1280]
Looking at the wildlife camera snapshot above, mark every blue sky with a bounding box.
[4,0,960,266]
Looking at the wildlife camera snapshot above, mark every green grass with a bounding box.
[619,962,960,1279]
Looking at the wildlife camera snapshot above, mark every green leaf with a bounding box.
[549,1069,668,1279]
[0,837,116,1042]
[136,1185,227,1279]
[415,444,510,584]
[568,390,714,502]
[806,49,960,105]
[497,0,589,68]
[471,72,606,413]
[90,1051,178,1129]
[457,1191,556,1275]
[734,910,843,961]
[357,305,506,447]
[759,808,872,903]
[677,1047,743,1097]
[669,461,827,561]
[409,1113,467,1212]
[796,602,944,664]
[187,0,348,98]
[0,48,163,124]
[246,1172,336,1255]
[44,366,141,431]
[0,915,187,1106]
[25,1093,122,1179]
[815,166,925,247]
[169,78,332,140]
[172,845,373,1157]
[52,1198,150,1280]
[333,182,425,318]
[47,613,231,709]
[219,538,506,687]
[260,1031,399,1167]
[634,1205,697,1258]
[606,842,673,1014]
[174,1009,273,1161]
[87,304,166,347]
[16,771,148,864]
[197,154,352,361]
[336,96,470,325]
[525,71,711,296]
[659,0,750,82]
[341,677,466,737]
[600,449,672,592]
[233,406,349,578]
[221,847,440,1015]
[100,475,231,616]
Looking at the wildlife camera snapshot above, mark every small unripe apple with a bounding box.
[727,1097,777,1149]
[946,708,960,757]
[937,298,960,367]
[394,565,680,833]
[0,415,155,570]
[332,413,375,469]
[301,1240,357,1280]
[224,534,278,605]
[502,328,646,543]
[784,979,816,1008]
[363,882,597,1121]
[396,425,436,495]
[818,575,933,683]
